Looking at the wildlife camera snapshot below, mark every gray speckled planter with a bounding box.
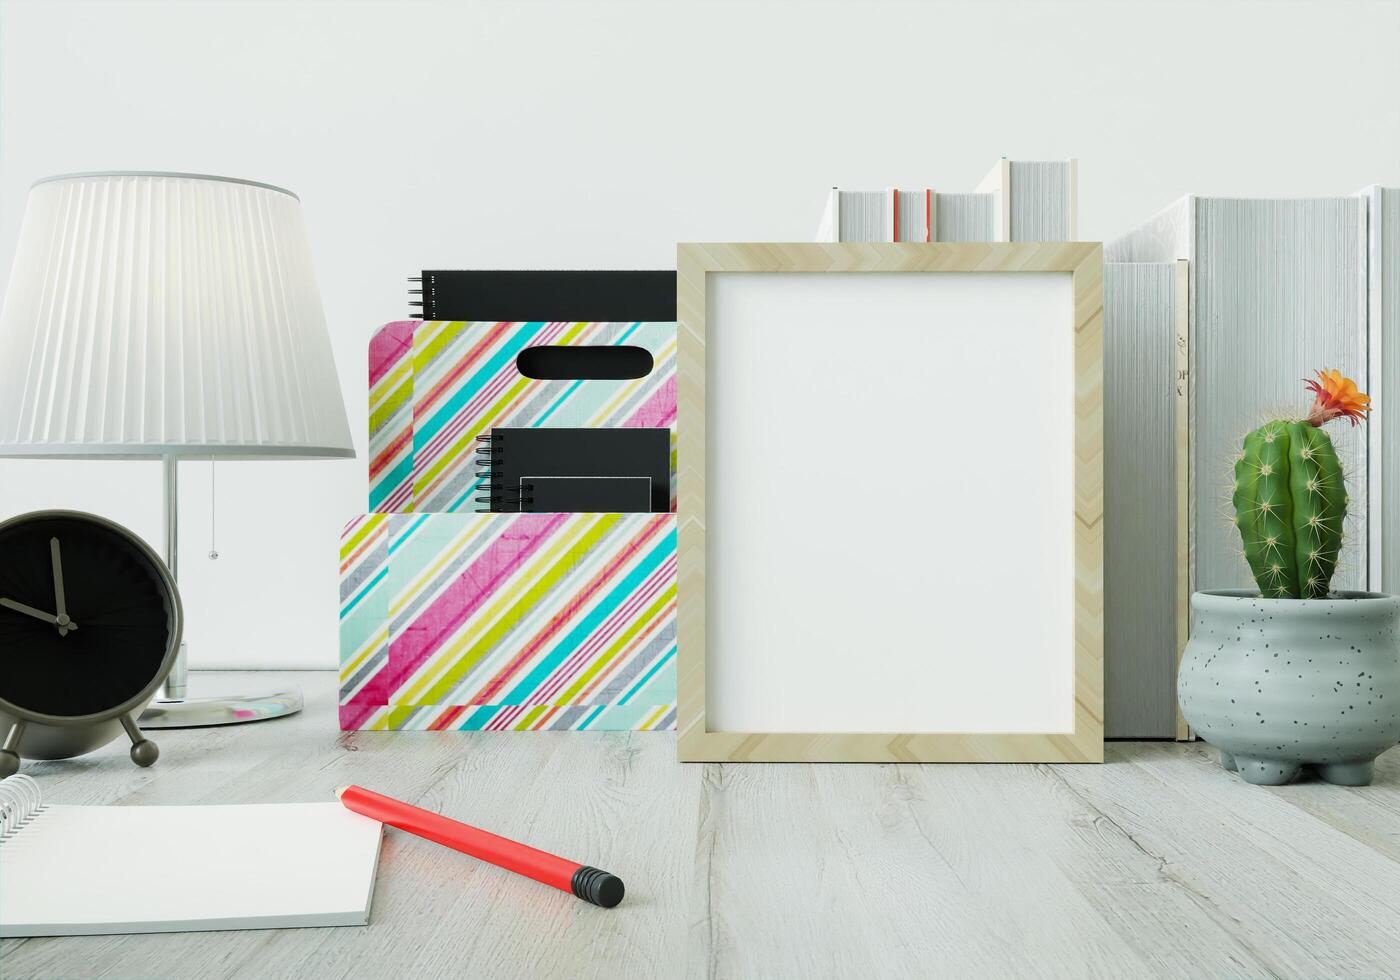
[1178,589,1400,786]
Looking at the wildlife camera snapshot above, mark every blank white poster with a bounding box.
[706,271,1076,733]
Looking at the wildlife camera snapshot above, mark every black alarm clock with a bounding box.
[0,510,182,776]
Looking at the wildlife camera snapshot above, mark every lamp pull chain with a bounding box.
[208,458,219,561]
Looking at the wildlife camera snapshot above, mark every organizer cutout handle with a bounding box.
[516,345,653,380]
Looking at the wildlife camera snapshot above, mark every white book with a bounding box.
[893,188,931,242]
[974,159,1011,241]
[818,189,890,242]
[975,159,1078,241]
[1103,261,1189,739]
[1361,186,1400,594]
[1109,196,1370,597]
[933,193,996,242]
[815,187,840,242]
[0,775,383,937]
[815,161,1076,244]
[1010,160,1077,241]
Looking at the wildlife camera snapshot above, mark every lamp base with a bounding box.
[137,687,303,729]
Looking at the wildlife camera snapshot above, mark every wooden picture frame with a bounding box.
[676,242,1104,762]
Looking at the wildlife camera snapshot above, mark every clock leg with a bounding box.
[120,713,159,768]
[0,721,24,777]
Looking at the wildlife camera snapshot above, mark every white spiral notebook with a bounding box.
[0,775,383,937]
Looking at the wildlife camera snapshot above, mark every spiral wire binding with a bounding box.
[0,774,46,842]
[474,432,535,511]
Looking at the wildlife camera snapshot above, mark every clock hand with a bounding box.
[0,597,58,624]
[0,595,78,634]
[50,537,70,627]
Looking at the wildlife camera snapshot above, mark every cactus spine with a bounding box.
[1233,420,1346,599]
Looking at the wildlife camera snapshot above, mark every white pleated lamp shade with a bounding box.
[0,172,354,459]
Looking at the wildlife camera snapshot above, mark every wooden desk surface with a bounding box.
[5,672,1400,979]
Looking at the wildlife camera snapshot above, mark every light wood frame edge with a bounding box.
[676,242,1104,763]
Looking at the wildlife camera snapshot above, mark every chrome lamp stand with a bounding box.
[138,456,302,728]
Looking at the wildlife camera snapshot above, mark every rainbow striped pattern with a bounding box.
[367,320,416,513]
[369,320,677,514]
[339,511,677,731]
[347,319,678,731]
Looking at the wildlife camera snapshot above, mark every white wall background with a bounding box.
[1,0,1397,669]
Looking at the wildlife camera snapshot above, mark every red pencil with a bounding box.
[335,784,624,908]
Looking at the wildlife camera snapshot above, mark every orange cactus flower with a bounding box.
[1304,369,1370,427]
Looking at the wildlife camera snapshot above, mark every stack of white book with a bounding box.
[1107,187,1400,739]
[1111,195,1373,596]
[815,159,1077,243]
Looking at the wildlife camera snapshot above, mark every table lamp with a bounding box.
[0,172,354,727]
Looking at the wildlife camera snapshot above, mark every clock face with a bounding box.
[0,514,177,719]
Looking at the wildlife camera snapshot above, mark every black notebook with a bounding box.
[410,270,676,322]
[475,428,670,513]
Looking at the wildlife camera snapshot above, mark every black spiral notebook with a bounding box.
[475,428,670,513]
[410,270,676,322]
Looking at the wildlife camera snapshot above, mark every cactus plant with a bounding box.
[1232,370,1369,599]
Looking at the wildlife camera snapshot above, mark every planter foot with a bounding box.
[1234,757,1300,785]
[1218,750,1238,772]
[1315,760,1375,786]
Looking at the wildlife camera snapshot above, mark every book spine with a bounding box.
[1067,159,1079,240]
[1368,187,1400,592]
[1172,259,1191,740]
[815,188,839,243]
[1103,262,1185,739]
[974,159,1010,242]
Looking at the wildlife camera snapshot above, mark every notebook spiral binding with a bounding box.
[0,774,46,842]
[474,433,534,512]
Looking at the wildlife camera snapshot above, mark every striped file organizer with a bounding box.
[341,318,677,731]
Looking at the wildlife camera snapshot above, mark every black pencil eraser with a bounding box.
[571,865,625,908]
